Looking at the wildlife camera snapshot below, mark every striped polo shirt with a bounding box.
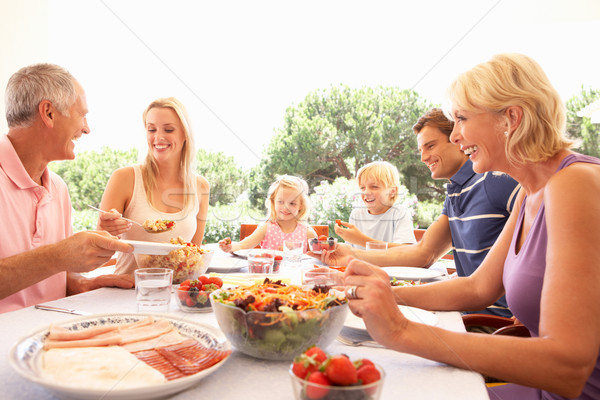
[442,160,520,317]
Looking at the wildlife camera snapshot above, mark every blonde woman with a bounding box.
[219,175,317,253]
[98,97,209,275]
[343,53,600,399]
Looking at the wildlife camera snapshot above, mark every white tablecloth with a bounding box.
[1,256,488,400]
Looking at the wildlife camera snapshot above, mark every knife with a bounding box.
[35,304,91,316]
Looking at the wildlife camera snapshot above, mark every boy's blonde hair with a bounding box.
[356,161,401,203]
[265,175,311,222]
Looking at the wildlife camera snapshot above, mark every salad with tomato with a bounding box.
[210,279,348,360]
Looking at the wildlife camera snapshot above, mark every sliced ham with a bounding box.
[44,334,123,350]
[118,319,175,344]
[42,317,230,382]
[47,324,120,341]
[133,340,231,380]
[121,329,186,353]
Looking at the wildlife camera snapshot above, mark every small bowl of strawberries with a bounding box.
[176,275,223,312]
[308,235,338,255]
[289,347,385,400]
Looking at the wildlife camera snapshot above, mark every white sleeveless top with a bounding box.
[114,165,200,274]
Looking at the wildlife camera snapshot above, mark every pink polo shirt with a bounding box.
[0,134,70,313]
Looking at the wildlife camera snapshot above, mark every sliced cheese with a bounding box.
[41,346,166,390]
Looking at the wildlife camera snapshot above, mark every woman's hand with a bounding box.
[218,237,233,253]
[96,208,132,236]
[314,243,354,266]
[344,259,408,348]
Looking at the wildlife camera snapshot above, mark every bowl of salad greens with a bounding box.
[210,279,348,360]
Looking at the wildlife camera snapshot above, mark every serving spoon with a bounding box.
[87,205,174,233]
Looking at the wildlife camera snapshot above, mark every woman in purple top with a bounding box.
[341,53,600,400]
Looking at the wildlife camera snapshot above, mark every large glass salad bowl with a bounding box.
[210,281,348,360]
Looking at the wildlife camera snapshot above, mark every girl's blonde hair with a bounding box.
[446,53,574,165]
[141,97,196,210]
[356,161,401,203]
[265,175,311,222]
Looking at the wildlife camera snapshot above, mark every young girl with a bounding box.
[219,175,317,253]
[335,161,416,249]
[98,97,210,274]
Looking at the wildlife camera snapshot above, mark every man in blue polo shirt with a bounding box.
[320,108,520,316]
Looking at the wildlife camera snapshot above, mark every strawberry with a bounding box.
[357,364,381,394]
[318,235,328,241]
[207,276,223,288]
[306,371,330,399]
[325,355,357,385]
[292,346,326,379]
[335,219,342,226]
[198,275,209,285]
[304,346,327,364]
[292,357,318,380]
[354,358,375,369]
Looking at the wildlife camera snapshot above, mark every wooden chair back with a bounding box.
[239,223,329,242]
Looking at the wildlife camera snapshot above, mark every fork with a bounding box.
[336,335,385,348]
[87,205,144,227]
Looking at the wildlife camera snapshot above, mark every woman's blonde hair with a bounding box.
[356,161,401,203]
[446,53,573,165]
[265,175,311,222]
[141,97,196,210]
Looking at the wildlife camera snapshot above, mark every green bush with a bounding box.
[203,200,265,244]
[73,209,97,232]
[413,200,444,229]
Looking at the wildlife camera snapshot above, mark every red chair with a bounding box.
[239,224,329,247]
[413,229,454,261]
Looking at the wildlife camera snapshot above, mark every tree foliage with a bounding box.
[195,149,246,205]
[565,86,600,157]
[248,85,444,207]
[51,147,247,213]
[49,147,138,210]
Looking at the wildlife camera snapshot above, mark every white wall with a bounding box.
[0,0,49,132]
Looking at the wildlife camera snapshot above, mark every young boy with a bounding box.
[336,161,416,249]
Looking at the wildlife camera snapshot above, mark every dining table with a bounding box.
[0,248,489,399]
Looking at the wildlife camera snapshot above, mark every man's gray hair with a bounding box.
[5,63,77,128]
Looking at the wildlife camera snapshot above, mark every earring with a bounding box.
[504,131,509,136]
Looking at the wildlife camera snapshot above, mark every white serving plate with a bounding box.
[9,313,231,400]
[381,266,444,281]
[345,305,438,331]
[207,255,247,272]
[120,240,186,255]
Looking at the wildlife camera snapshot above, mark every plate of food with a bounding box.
[9,314,231,400]
[120,239,186,255]
[381,266,444,281]
[345,305,438,331]
[206,255,247,272]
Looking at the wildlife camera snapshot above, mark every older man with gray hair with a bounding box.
[0,63,134,313]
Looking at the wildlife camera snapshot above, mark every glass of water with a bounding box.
[283,240,304,268]
[366,241,388,250]
[134,268,173,313]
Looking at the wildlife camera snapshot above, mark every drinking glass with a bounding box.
[283,240,304,268]
[247,250,275,274]
[366,241,388,250]
[134,268,173,312]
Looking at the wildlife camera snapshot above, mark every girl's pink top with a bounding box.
[261,221,308,252]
